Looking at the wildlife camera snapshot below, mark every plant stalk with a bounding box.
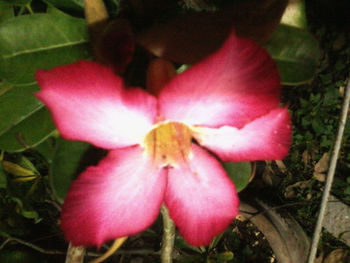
[160,204,175,263]
[65,243,86,263]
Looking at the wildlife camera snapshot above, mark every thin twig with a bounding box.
[307,76,350,263]
[0,233,103,257]
[160,204,176,263]
[0,234,66,255]
[44,198,62,211]
[119,249,160,255]
[0,238,11,250]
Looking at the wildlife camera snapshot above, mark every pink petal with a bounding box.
[158,31,281,128]
[194,108,292,162]
[35,61,157,149]
[165,144,239,246]
[60,146,167,247]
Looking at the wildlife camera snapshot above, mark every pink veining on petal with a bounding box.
[158,31,281,128]
[194,108,292,162]
[35,60,157,149]
[165,144,239,246]
[61,146,167,247]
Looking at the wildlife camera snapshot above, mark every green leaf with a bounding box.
[222,162,252,192]
[2,161,35,177]
[21,210,41,223]
[0,162,7,188]
[209,251,234,261]
[33,138,56,164]
[209,232,225,250]
[0,107,56,152]
[50,138,91,203]
[0,13,90,85]
[2,155,40,179]
[0,82,42,139]
[0,13,90,151]
[15,155,39,175]
[265,24,320,85]
[175,235,202,254]
[0,250,43,263]
[0,2,14,23]
[2,0,32,5]
[0,82,56,152]
[43,0,84,12]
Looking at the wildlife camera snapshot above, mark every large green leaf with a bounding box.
[0,107,55,152]
[0,2,14,23]
[0,13,90,151]
[0,82,41,137]
[0,82,55,152]
[0,13,90,85]
[2,0,31,5]
[44,0,84,12]
[265,24,320,85]
[50,138,91,203]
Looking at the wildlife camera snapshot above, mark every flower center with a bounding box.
[143,122,192,167]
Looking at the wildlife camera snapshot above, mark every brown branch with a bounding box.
[65,243,86,263]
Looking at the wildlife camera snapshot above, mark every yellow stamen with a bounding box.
[143,122,192,167]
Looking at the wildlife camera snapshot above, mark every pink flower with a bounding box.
[35,32,291,247]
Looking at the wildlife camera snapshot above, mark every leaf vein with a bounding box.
[2,39,88,59]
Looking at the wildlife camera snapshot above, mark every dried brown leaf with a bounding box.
[284,180,312,198]
[275,160,288,173]
[314,152,330,174]
[323,249,349,263]
[240,200,310,263]
[302,150,311,166]
[84,0,108,26]
[313,172,326,182]
[314,255,324,263]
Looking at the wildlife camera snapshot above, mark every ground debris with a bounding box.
[313,152,330,182]
[323,195,350,247]
[323,248,349,263]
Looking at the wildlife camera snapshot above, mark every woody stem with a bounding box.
[160,204,175,263]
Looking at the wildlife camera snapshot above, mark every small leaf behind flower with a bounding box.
[264,24,320,85]
[223,162,252,192]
